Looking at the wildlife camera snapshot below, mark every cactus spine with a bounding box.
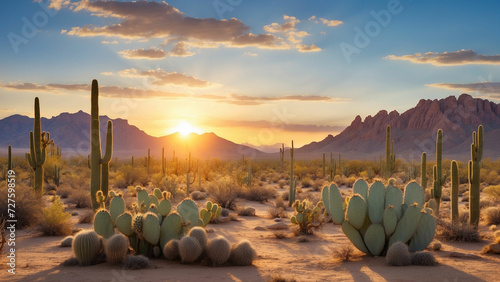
[27,97,53,197]
[469,125,483,227]
[421,152,427,189]
[432,129,446,216]
[289,140,296,206]
[90,80,113,211]
[450,160,459,223]
[385,125,395,178]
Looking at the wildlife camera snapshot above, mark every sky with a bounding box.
[1,0,500,148]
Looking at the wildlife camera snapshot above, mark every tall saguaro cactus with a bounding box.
[289,141,296,206]
[7,145,12,172]
[469,125,483,227]
[450,160,459,223]
[421,152,427,189]
[27,97,53,197]
[90,79,113,211]
[385,125,395,178]
[279,143,285,168]
[432,129,446,216]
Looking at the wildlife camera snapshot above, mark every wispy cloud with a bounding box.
[309,15,343,27]
[297,44,321,52]
[427,81,500,99]
[118,68,210,87]
[385,49,500,66]
[203,118,344,132]
[1,81,344,105]
[263,15,321,51]
[119,48,168,60]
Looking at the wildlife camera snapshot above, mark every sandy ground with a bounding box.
[1,193,499,282]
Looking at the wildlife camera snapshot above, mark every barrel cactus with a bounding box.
[228,240,257,266]
[105,233,129,265]
[188,226,208,249]
[208,236,231,265]
[323,180,436,256]
[179,236,203,263]
[72,229,102,266]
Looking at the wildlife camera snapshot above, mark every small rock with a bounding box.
[449,252,465,258]
[273,218,283,222]
[205,228,215,233]
[60,236,73,247]
[465,254,481,259]
[220,208,230,217]
[216,217,230,223]
[489,243,500,254]
[71,211,79,216]
[254,226,266,231]
[266,222,288,230]
[298,236,309,242]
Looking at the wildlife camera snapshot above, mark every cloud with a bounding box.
[65,0,286,50]
[427,82,500,99]
[385,49,500,66]
[35,0,70,10]
[119,48,167,59]
[0,82,87,92]
[202,118,344,132]
[101,72,113,76]
[298,44,321,52]
[319,18,343,27]
[263,15,315,50]
[118,68,210,87]
[244,52,258,57]
[101,40,118,44]
[1,81,344,104]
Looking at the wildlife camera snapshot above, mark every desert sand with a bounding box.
[2,191,499,282]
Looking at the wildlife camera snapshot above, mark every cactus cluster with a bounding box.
[93,187,209,257]
[322,179,436,256]
[89,80,113,210]
[469,125,483,227]
[27,97,53,196]
[290,199,325,234]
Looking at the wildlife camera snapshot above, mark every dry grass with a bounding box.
[241,185,275,202]
[78,210,94,224]
[300,177,313,188]
[37,196,73,236]
[0,183,42,228]
[483,206,500,225]
[191,190,206,200]
[268,207,288,219]
[0,218,6,253]
[268,275,297,282]
[273,231,288,239]
[57,184,73,199]
[436,219,480,242]
[67,189,91,208]
[208,176,240,209]
[333,244,356,262]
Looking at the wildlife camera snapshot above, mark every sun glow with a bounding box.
[173,121,201,136]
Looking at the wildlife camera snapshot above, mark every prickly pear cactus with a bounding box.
[323,179,436,256]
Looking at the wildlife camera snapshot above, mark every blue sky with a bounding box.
[1,0,500,147]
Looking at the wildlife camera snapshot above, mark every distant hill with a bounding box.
[0,110,264,160]
[294,94,500,161]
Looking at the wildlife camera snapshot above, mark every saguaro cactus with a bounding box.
[279,143,285,168]
[469,125,483,227]
[90,80,113,211]
[186,153,196,196]
[385,125,395,178]
[289,141,296,206]
[421,152,427,189]
[27,97,53,197]
[450,160,458,223]
[432,129,446,216]
[7,145,12,172]
[162,147,165,175]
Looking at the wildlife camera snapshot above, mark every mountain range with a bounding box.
[1,94,499,161]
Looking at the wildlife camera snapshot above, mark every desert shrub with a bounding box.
[281,191,289,201]
[38,196,73,236]
[273,231,287,239]
[79,210,94,224]
[114,165,147,188]
[57,184,73,199]
[208,176,240,209]
[484,185,500,200]
[191,191,206,200]
[268,275,297,282]
[241,185,275,202]
[290,199,325,235]
[165,175,183,201]
[0,183,42,228]
[237,206,256,216]
[312,179,325,192]
[436,219,480,242]
[268,207,288,219]
[122,255,150,270]
[333,244,356,262]
[68,189,91,208]
[278,180,286,189]
[275,196,286,209]
[300,177,313,188]
[483,207,500,225]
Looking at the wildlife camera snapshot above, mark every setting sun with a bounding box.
[173,121,202,136]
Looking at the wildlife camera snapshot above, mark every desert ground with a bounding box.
[2,184,499,282]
